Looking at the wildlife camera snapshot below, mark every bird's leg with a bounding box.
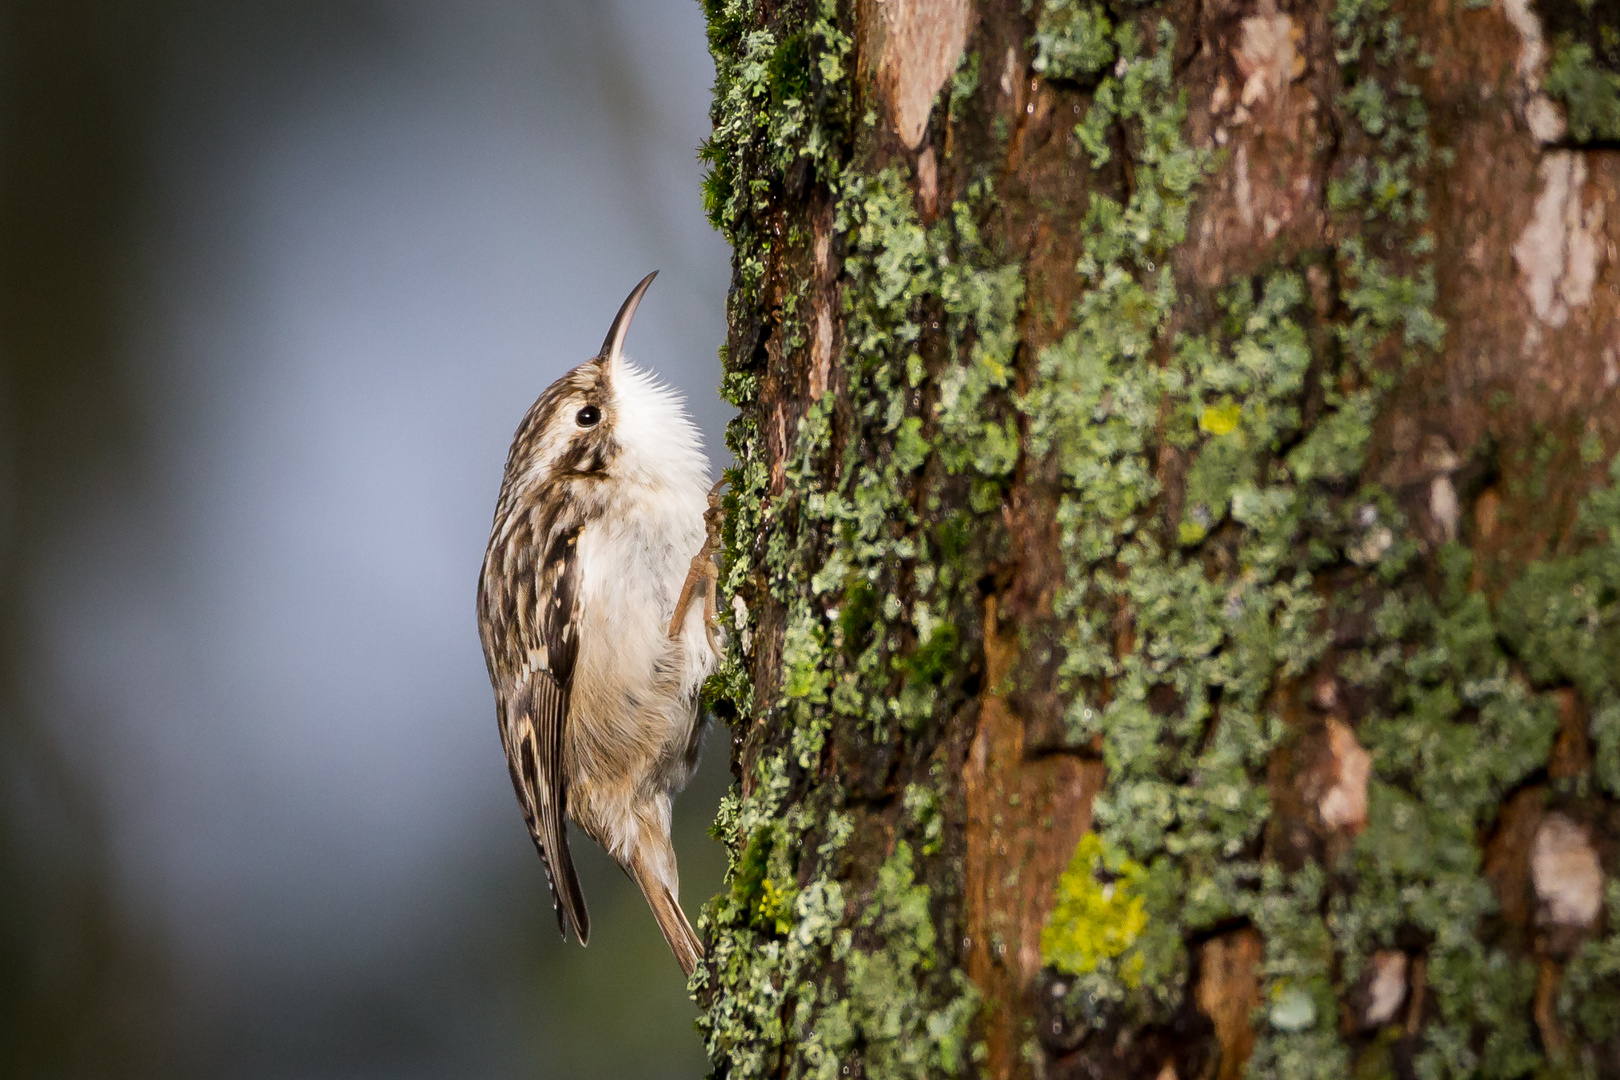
[668,477,727,649]
[667,559,706,641]
[700,551,722,655]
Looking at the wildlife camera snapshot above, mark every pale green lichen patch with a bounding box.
[827,843,979,1078]
[1029,0,1115,83]
[1497,462,1620,794]
[1326,559,1556,1077]
[1546,39,1620,143]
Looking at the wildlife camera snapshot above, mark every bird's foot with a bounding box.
[668,477,727,649]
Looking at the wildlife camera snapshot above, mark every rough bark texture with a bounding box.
[693,1,1620,1078]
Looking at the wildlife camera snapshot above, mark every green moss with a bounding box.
[722,822,800,935]
[901,621,961,691]
[1022,0,1593,1072]
[1546,39,1620,144]
[1497,459,1620,793]
[697,0,1022,1071]
[811,843,979,1078]
[1029,0,1115,83]
[701,0,1620,1075]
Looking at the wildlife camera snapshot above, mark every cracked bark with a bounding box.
[703,1,1620,1077]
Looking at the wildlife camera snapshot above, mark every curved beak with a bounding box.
[598,270,658,378]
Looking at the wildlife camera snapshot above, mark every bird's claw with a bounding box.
[669,477,728,649]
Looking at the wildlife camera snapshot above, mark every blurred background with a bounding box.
[0,2,732,1078]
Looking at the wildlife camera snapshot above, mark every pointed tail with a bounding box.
[629,851,704,977]
[545,824,591,947]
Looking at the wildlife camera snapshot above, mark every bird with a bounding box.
[477,271,723,977]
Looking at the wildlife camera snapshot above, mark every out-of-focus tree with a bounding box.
[0,2,165,1077]
[694,0,1620,1077]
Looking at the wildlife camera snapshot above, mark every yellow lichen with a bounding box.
[1040,833,1150,985]
[1199,400,1243,436]
[758,877,796,935]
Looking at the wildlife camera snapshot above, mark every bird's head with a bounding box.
[502,271,705,494]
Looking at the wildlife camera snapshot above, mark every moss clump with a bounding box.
[1029,0,1115,82]
[807,843,980,1078]
[1498,457,1620,794]
[723,821,799,935]
[1546,39,1620,144]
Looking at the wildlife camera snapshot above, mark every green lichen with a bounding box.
[1497,459,1620,795]
[702,154,1022,1072]
[1016,11,1353,1060]
[808,843,979,1078]
[700,0,1620,1075]
[1545,40,1620,144]
[1028,0,1115,83]
[1247,865,1347,1078]
[697,0,1022,1073]
[1562,880,1620,1060]
[1023,0,1609,1074]
[1326,548,1556,1078]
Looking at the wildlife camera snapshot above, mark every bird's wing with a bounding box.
[497,520,590,944]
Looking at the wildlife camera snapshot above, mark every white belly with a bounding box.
[564,483,716,860]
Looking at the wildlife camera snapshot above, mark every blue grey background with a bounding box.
[0,2,732,1077]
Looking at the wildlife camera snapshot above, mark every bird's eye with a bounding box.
[575,405,601,427]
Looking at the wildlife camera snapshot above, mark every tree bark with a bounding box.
[694,1,1620,1078]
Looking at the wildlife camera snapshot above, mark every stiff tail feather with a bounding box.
[541,820,591,946]
[630,853,704,977]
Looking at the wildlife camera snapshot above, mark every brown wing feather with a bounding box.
[501,675,588,943]
[490,517,589,944]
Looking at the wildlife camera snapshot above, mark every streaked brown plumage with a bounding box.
[477,273,720,976]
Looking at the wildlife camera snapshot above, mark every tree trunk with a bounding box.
[693,1,1620,1078]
